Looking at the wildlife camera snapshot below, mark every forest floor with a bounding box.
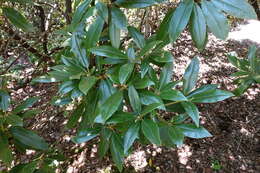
[4,20,260,173]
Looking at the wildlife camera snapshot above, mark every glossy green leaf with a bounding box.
[58,81,75,94]
[71,0,92,27]
[67,103,85,129]
[128,26,145,48]
[78,76,98,95]
[10,126,48,150]
[181,102,199,127]
[99,79,116,104]
[140,103,162,116]
[90,46,128,59]
[177,124,212,139]
[21,109,41,119]
[5,114,23,126]
[138,40,161,57]
[3,7,34,32]
[124,122,140,154]
[211,0,257,19]
[190,4,207,51]
[85,16,104,49]
[201,0,229,40]
[115,0,159,8]
[140,91,165,110]
[13,97,39,114]
[111,7,127,30]
[128,85,142,113]
[142,119,161,145]
[158,62,173,90]
[72,127,100,144]
[183,57,200,95]
[160,89,187,102]
[133,76,155,89]
[0,90,10,111]
[98,128,112,158]
[157,9,174,41]
[187,84,218,98]
[110,133,124,172]
[168,126,184,147]
[119,63,134,84]
[96,2,108,22]
[0,131,13,165]
[109,23,121,49]
[10,161,38,173]
[100,91,123,121]
[189,89,234,103]
[228,54,249,71]
[168,0,194,42]
[248,45,258,73]
[106,112,135,124]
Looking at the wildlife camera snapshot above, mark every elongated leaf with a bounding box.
[134,76,155,89]
[190,89,234,103]
[160,89,187,102]
[98,128,112,158]
[67,103,85,129]
[128,26,145,48]
[168,0,194,42]
[99,79,116,104]
[115,0,159,8]
[110,133,124,172]
[10,126,48,150]
[3,7,34,32]
[10,161,38,173]
[248,45,257,73]
[158,62,173,90]
[168,126,184,147]
[211,0,257,19]
[96,2,108,22]
[90,46,128,59]
[181,102,199,127]
[0,131,13,165]
[142,119,161,145]
[79,76,98,95]
[201,0,229,40]
[119,63,134,84]
[111,7,127,30]
[190,4,207,51]
[100,91,123,121]
[85,16,104,49]
[124,122,140,154]
[187,84,218,98]
[71,0,92,27]
[6,114,23,126]
[128,85,142,113]
[228,54,249,71]
[177,124,212,139]
[106,112,135,124]
[138,40,161,57]
[109,23,121,48]
[157,9,174,41]
[72,127,100,144]
[13,97,39,114]
[183,57,199,95]
[0,90,10,111]
[140,91,165,110]
[140,103,162,116]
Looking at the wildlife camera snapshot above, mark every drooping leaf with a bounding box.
[67,103,85,129]
[119,63,134,84]
[111,7,127,30]
[128,85,142,113]
[3,7,34,32]
[177,124,212,139]
[98,128,112,158]
[181,102,199,127]
[183,57,200,95]
[0,90,10,111]
[90,46,128,59]
[5,114,23,126]
[78,76,98,95]
[157,9,174,41]
[201,0,229,40]
[71,0,92,27]
[142,119,161,145]
[168,126,184,147]
[10,126,48,150]
[140,103,162,116]
[106,112,135,124]
[247,45,258,73]
[115,0,160,8]
[13,97,39,114]
[109,23,121,48]
[110,133,124,172]
[190,4,207,51]
[72,127,100,144]
[0,131,13,165]
[140,91,165,110]
[128,26,145,48]
[96,1,108,22]
[158,62,173,90]
[168,0,194,42]
[124,122,140,154]
[10,161,38,173]
[160,89,187,102]
[211,0,257,19]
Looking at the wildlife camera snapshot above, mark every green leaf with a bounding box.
[233,79,254,96]
[21,109,41,119]
[128,26,145,48]
[78,76,98,95]
[72,127,100,144]
[187,84,218,98]
[157,9,174,41]
[100,91,123,121]
[138,40,161,57]
[10,161,38,173]
[119,63,134,84]
[90,46,128,59]
[109,23,121,49]
[140,91,165,110]
[5,114,23,126]
[124,122,140,154]
[140,103,162,116]
[98,128,112,158]
[85,16,104,49]
[142,119,161,145]
[99,79,116,104]
[10,126,48,150]
[248,45,258,73]
[133,76,155,89]
[211,0,257,19]
[183,57,200,95]
[0,90,10,111]
[127,47,136,62]
[115,0,159,8]
[190,4,207,51]
[71,0,92,27]
[67,103,85,129]
[13,97,39,114]
[228,54,249,71]
[71,32,89,68]
[128,85,142,113]
[201,0,229,40]
[32,76,58,83]
[58,81,75,94]
[189,89,234,103]
[3,7,34,32]
[160,89,187,102]
[181,102,199,127]
[0,131,13,165]
[158,62,173,90]
[106,112,135,124]
[177,124,212,139]
[96,1,108,22]
[168,0,194,42]
[110,133,124,172]
[168,126,184,147]
[111,7,127,30]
